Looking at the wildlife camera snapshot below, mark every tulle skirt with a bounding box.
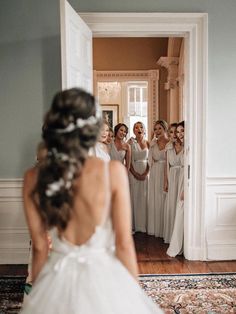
[21,251,162,314]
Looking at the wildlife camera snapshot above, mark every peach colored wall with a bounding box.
[93,38,168,124]
[178,39,184,121]
[93,38,168,71]
[167,38,182,57]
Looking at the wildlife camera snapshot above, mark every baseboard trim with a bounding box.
[184,246,204,261]
[207,243,236,260]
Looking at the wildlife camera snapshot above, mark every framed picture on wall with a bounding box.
[101,104,119,129]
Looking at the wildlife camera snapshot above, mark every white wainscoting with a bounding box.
[206,177,236,260]
[1,177,236,263]
[0,179,30,264]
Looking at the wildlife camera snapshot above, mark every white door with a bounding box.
[60,0,93,92]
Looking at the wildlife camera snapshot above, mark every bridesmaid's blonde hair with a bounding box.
[154,120,168,132]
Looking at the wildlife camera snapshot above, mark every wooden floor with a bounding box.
[0,264,27,276]
[134,233,236,274]
[0,233,236,276]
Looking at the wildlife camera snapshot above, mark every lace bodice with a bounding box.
[49,219,115,272]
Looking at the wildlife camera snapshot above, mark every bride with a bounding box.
[21,88,162,314]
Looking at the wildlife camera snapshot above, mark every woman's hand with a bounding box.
[164,181,168,192]
[138,173,147,181]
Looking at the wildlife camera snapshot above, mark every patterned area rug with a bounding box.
[140,273,236,313]
[0,273,236,313]
[0,276,26,314]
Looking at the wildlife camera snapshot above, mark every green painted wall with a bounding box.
[0,0,236,177]
[0,0,61,177]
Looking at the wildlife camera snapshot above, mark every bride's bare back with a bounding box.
[62,157,111,245]
[23,156,138,282]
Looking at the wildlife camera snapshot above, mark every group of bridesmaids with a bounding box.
[94,119,185,257]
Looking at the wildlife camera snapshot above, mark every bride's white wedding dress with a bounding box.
[21,218,162,314]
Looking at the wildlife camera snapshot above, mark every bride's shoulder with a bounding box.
[109,160,127,179]
[23,167,38,194]
[85,156,105,168]
[24,166,37,183]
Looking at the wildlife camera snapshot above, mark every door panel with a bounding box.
[60,0,93,92]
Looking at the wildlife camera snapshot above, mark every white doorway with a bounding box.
[60,0,208,261]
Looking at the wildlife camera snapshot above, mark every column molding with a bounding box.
[157,57,179,90]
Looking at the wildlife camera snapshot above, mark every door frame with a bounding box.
[80,12,208,260]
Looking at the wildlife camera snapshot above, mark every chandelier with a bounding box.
[98,82,121,102]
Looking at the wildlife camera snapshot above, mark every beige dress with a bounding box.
[129,138,149,232]
[167,150,184,257]
[163,147,183,243]
[147,139,166,237]
[109,141,126,164]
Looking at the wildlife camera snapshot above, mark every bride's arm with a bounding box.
[110,161,138,280]
[23,169,49,283]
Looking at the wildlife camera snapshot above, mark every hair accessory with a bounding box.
[55,101,101,134]
[46,148,77,197]
[45,177,73,197]
[48,148,77,164]
[45,178,65,197]
[45,164,76,197]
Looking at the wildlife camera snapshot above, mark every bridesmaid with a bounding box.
[94,120,110,162]
[166,123,178,150]
[163,123,177,241]
[109,123,131,171]
[147,120,169,237]
[128,122,149,233]
[167,121,185,257]
[163,121,184,243]
[105,127,114,145]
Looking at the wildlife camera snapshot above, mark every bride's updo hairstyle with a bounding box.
[34,88,102,230]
